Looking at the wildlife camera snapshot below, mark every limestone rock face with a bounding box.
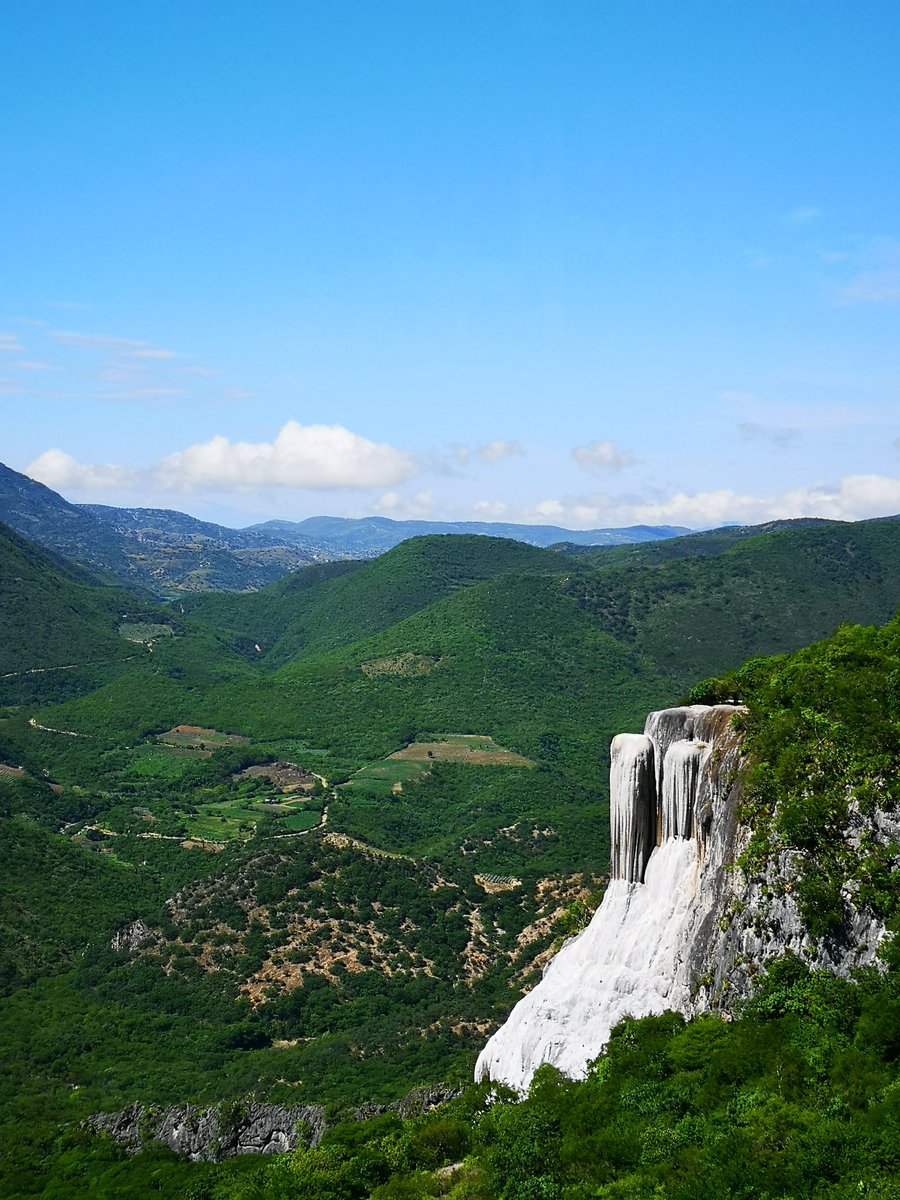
[87,1101,326,1161]
[86,1085,461,1162]
[475,702,891,1093]
[609,733,655,883]
[110,919,156,954]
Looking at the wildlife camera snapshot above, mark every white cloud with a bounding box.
[572,440,635,474]
[523,474,900,530]
[49,330,177,358]
[155,422,417,492]
[472,499,510,519]
[26,448,138,492]
[478,439,523,463]
[534,499,565,518]
[0,332,25,353]
[25,421,419,498]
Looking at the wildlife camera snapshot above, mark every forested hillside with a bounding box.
[1,517,900,1196]
[4,604,898,1198]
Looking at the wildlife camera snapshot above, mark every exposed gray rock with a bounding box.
[87,1100,326,1162]
[685,788,891,1016]
[86,1084,461,1162]
[110,919,156,954]
[354,1084,462,1123]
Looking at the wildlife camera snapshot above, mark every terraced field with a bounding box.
[389,733,533,766]
[348,734,533,797]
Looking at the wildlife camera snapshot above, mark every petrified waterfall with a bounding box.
[609,734,656,883]
[474,704,745,1093]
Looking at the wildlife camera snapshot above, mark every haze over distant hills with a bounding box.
[247,515,690,555]
[0,462,689,596]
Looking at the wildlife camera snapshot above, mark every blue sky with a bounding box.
[2,0,900,529]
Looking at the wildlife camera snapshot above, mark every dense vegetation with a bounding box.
[10,956,900,1198]
[689,612,900,941]
[1,517,899,1196]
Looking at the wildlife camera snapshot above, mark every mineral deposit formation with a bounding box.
[475,704,887,1092]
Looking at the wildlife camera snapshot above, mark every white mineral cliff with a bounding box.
[475,700,891,1093]
[474,705,745,1092]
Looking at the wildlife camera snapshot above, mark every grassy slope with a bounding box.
[182,535,566,666]
[0,521,256,740]
[570,517,900,680]
[7,517,896,828]
[36,519,900,766]
[0,522,149,686]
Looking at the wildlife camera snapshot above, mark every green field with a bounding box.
[349,734,535,795]
[129,745,198,778]
[182,794,321,841]
[156,725,248,750]
[349,757,432,791]
[390,733,534,765]
[117,622,174,644]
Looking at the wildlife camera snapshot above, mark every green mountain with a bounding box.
[0,521,149,694]
[0,520,257,715]
[2,515,900,1198]
[181,534,565,665]
[0,461,688,599]
[4,552,899,1198]
[42,516,900,764]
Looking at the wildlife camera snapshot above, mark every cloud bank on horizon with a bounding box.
[23,417,900,531]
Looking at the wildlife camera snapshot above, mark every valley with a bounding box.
[1,508,899,1196]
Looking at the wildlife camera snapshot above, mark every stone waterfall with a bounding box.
[474,704,746,1093]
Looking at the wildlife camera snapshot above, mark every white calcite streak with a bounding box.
[661,740,703,840]
[609,733,655,883]
[474,704,744,1092]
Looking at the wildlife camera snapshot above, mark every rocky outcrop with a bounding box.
[476,703,893,1092]
[87,1101,326,1161]
[86,1085,461,1162]
[684,794,895,1016]
[110,919,156,954]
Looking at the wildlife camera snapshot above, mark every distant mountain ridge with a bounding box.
[0,464,332,596]
[80,503,332,556]
[247,515,691,555]
[0,461,691,594]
